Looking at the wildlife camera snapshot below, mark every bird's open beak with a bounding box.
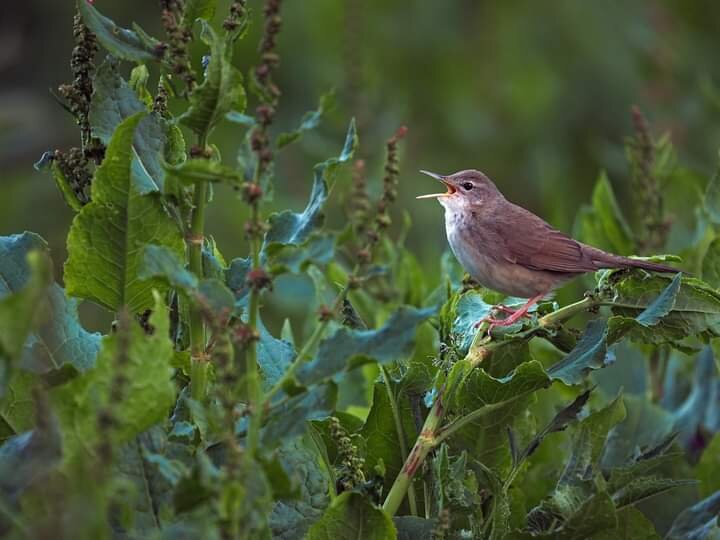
[416,170,456,199]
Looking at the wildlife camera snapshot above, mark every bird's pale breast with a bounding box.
[444,206,567,297]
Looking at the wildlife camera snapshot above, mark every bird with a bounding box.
[417,169,677,330]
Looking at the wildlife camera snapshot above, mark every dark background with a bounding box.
[2,0,720,326]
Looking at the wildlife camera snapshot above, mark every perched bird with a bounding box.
[417,169,677,329]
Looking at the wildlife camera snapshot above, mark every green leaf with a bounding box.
[276,90,335,149]
[573,172,635,255]
[615,507,662,539]
[592,172,635,255]
[393,517,435,540]
[52,294,175,463]
[611,476,696,509]
[297,305,436,387]
[140,244,199,291]
[548,319,613,386]
[560,393,626,487]
[33,155,84,211]
[702,237,720,289]
[449,360,551,473]
[65,113,185,313]
[90,58,168,194]
[264,119,358,256]
[261,383,337,447]
[705,157,720,225]
[0,391,61,505]
[360,382,418,499]
[606,273,720,344]
[20,284,102,377]
[666,490,720,539]
[270,437,332,539]
[257,317,295,389]
[182,0,217,26]
[180,21,245,136]
[306,491,397,540]
[697,435,720,497]
[164,159,242,186]
[79,1,161,63]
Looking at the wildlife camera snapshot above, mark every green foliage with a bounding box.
[15,2,720,538]
[179,21,246,136]
[64,113,185,313]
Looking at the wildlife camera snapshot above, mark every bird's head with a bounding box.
[417,169,501,209]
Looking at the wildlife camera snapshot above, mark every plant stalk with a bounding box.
[245,205,263,456]
[188,135,209,400]
[379,365,418,516]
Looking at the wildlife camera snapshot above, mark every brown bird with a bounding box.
[417,169,677,329]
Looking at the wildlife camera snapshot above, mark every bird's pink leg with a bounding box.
[475,293,546,331]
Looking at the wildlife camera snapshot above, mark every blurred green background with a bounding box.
[2,0,720,329]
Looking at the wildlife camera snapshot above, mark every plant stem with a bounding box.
[245,205,263,455]
[379,365,418,516]
[383,390,444,517]
[382,291,604,516]
[188,135,209,401]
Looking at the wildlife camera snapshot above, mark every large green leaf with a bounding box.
[269,437,332,540]
[52,294,175,463]
[360,382,419,499]
[666,490,720,539]
[0,391,61,512]
[702,237,720,289]
[64,113,184,314]
[547,319,613,386]
[449,359,551,473]
[90,58,168,194]
[705,159,720,225]
[79,1,161,63]
[297,305,436,387]
[573,171,635,255]
[306,492,396,540]
[261,383,337,447]
[263,120,358,258]
[179,22,245,136]
[0,235,53,399]
[606,273,720,343]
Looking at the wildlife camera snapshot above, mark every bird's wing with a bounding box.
[489,202,598,273]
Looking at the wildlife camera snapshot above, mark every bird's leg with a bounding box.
[474,293,546,331]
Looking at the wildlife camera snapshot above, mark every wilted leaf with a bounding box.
[276,90,335,149]
[298,305,436,387]
[306,491,396,540]
[65,113,185,314]
[263,119,357,256]
[180,22,245,136]
[79,1,161,63]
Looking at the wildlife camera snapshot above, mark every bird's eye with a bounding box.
[462,182,474,191]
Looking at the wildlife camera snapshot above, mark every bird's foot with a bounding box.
[473,305,533,331]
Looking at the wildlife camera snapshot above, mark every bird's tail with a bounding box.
[587,247,679,273]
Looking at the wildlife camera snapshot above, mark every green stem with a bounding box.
[383,391,444,517]
[188,135,209,401]
[245,211,263,455]
[379,365,418,516]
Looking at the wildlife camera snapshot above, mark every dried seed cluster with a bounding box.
[223,0,248,33]
[58,13,98,146]
[250,0,283,176]
[329,416,366,492]
[160,0,195,90]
